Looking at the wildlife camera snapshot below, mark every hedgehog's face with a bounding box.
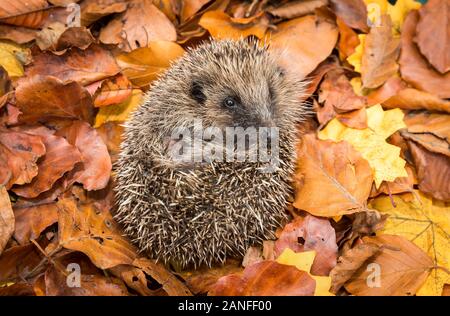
[184,42,302,131]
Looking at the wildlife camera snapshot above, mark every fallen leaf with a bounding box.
[209,260,316,296]
[269,14,338,79]
[267,0,328,20]
[336,17,360,60]
[99,0,177,52]
[16,76,95,124]
[57,197,137,269]
[0,186,13,255]
[275,215,338,276]
[329,0,368,32]
[0,243,43,282]
[13,203,58,245]
[0,25,37,44]
[370,193,450,295]
[199,10,268,40]
[319,104,407,187]
[0,44,24,78]
[361,15,400,88]
[329,242,381,293]
[94,89,143,127]
[399,11,450,99]
[0,0,48,20]
[407,141,450,202]
[345,234,433,295]
[93,74,132,107]
[56,121,112,191]
[366,76,407,105]
[294,133,373,216]
[95,122,123,164]
[347,34,365,73]
[36,23,94,53]
[116,42,185,88]
[80,0,128,26]
[383,88,450,113]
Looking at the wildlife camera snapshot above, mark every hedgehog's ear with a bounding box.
[190,81,206,104]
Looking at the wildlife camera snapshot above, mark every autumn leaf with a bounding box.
[92,74,132,108]
[267,0,328,20]
[294,133,373,216]
[369,192,450,295]
[319,104,407,187]
[347,34,365,73]
[345,234,433,295]
[269,14,338,79]
[361,14,400,89]
[383,88,450,113]
[0,186,14,255]
[330,0,369,32]
[95,89,143,128]
[80,0,128,26]
[415,0,450,74]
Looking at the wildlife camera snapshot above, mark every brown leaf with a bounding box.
[199,10,269,40]
[24,45,120,86]
[329,0,368,32]
[317,68,367,126]
[80,0,128,26]
[16,76,95,124]
[0,186,13,255]
[13,203,59,245]
[329,242,381,293]
[407,141,450,202]
[0,129,46,189]
[56,121,111,191]
[209,261,316,296]
[12,128,82,199]
[270,14,338,80]
[267,0,328,20]
[0,282,35,296]
[370,164,415,197]
[336,17,360,60]
[415,0,450,74]
[0,25,37,44]
[345,235,433,296]
[0,243,43,282]
[303,57,339,100]
[275,215,338,276]
[361,15,400,89]
[383,88,450,113]
[93,74,132,107]
[109,264,158,296]
[180,0,211,22]
[133,257,192,296]
[293,134,373,216]
[95,121,123,164]
[36,24,94,53]
[367,76,407,106]
[399,11,450,99]
[0,0,48,19]
[178,260,243,295]
[45,265,129,296]
[57,197,137,269]
[99,0,177,52]
[116,42,185,88]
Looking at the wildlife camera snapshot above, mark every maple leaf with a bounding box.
[370,191,450,295]
[319,104,408,187]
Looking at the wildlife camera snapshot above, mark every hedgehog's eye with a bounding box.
[190,81,206,104]
[223,96,237,108]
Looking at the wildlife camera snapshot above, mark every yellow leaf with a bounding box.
[350,77,364,96]
[276,248,334,296]
[95,89,143,128]
[0,48,23,78]
[369,191,450,296]
[387,0,421,32]
[347,34,366,73]
[319,104,407,187]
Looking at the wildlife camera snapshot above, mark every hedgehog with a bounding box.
[114,38,308,269]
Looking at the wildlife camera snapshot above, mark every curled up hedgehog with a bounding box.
[114,39,308,269]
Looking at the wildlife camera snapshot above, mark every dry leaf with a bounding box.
[94,89,143,127]
[80,0,128,26]
[0,186,13,255]
[294,133,373,216]
[383,87,450,113]
[93,74,132,107]
[267,0,328,20]
[329,0,368,32]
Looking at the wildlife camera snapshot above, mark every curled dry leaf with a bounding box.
[99,0,177,52]
[57,197,137,270]
[361,15,400,89]
[399,11,450,99]
[407,141,450,202]
[415,0,450,74]
[56,120,112,191]
[208,261,316,296]
[12,129,82,199]
[199,10,269,40]
[269,14,338,80]
[109,264,166,296]
[179,0,212,22]
[25,45,120,86]
[13,203,58,245]
[267,0,328,20]
[345,235,433,296]
[133,258,192,296]
[274,215,338,276]
[16,76,95,124]
[294,133,373,217]
[329,0,368,32]
[0,186,13,255]
[329,242,381,293]
[0,129,46,189]
[36,24,94,53]
[116,41,185,88]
